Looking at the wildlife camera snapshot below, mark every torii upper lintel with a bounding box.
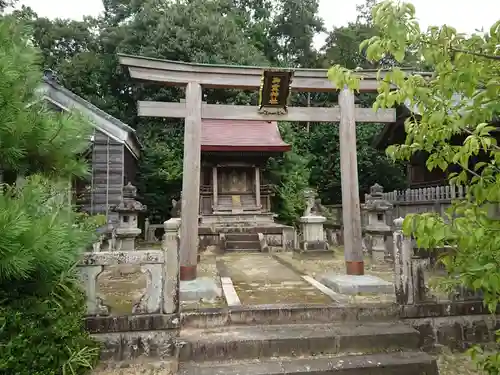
[118,53,405,92]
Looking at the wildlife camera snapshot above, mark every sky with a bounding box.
[18,0,500,48]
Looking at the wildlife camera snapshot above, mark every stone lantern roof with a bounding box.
[112,182,147,213]
[363,183,393,212]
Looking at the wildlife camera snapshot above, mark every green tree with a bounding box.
[231,0,326,66]
[267,122,311,225]
[136,121,184,221]
[308,123,407,204]
[17,0,273,220]
[16,0,405,225]
[321,0,422,71]
[329,1,500,372]
[0,16,91,180]
[231,0,278,64]
[270,0,325,67]
[0,16,100,374]
[320,0,379,69]
[322,22,377,69]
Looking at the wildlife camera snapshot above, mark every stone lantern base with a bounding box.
[298,215,329,253]
[364,226,392,267]
[368,230,391,265]
[115,228,142,251]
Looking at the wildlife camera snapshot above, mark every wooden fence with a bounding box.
[325,184,468,229]
[374,184,467,220]
[374,184,467,203]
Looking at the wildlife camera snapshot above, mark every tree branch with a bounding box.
[451,47,500,61]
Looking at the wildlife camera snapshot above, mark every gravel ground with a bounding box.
[92,359,176,375]
[437,350,483,375]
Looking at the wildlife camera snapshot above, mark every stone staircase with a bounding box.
[224,232,261,251]
[177,321,438,375]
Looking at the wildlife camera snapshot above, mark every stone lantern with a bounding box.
[362,183,392,264]
[112,182,147,251]
[299,188,328,252]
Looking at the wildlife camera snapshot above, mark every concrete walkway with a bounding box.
[216,253,332,305]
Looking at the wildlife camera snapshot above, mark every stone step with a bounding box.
[177,322,420,362]
[225,248,261,252]
[180,305,400,329]
[220,227,278,233]
[225,241,261,251]
[215,198,258,209]
[225,233,261,251]
[225,233,259,242]
[178,351,438,375]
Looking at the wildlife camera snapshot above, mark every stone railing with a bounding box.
[78,218,181,316]
[144,217,165,242]
[392,217,483,305]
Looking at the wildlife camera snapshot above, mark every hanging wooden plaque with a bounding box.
[258,69,293,115]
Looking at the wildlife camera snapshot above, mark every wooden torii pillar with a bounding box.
[119,54,397,279]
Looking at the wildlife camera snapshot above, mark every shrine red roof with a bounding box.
[201,119,291,152]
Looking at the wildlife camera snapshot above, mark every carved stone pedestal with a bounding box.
[115,227,142,251]
[299,215,328,251]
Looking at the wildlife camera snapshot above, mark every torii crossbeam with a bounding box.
[119,54,397,280]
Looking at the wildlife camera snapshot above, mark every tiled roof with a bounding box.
[40,72,141,159]
[201,119,291,152]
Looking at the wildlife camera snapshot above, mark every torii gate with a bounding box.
[119,54,396,281]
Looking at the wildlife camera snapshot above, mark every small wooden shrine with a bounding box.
[199,119,290,223]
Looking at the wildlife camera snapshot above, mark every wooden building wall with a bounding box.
[123,146,138,185]
[40,92,140,224]
[82,129,125,224]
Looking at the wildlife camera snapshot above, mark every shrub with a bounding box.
[0,177,102,375]
[0,177,98,292]
[0,272,99,375]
